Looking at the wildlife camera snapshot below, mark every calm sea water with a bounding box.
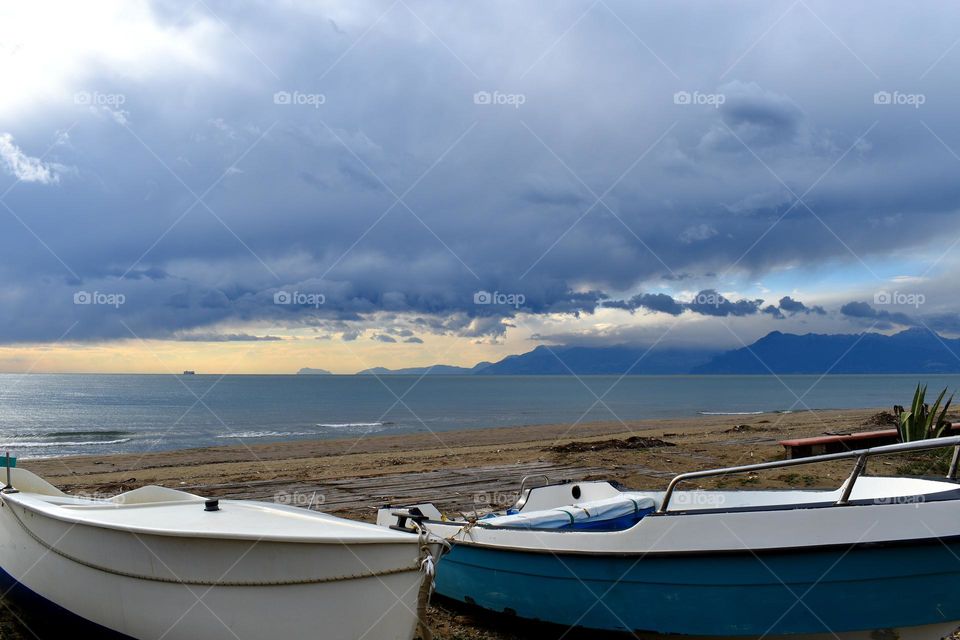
[1,374,958,459]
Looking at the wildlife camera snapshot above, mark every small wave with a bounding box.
[697,411,766,416]
[4,430,133,441]
[216,431,317,439]
[0,438,131,448]
[45,430,133,439]
[316,422,384,429]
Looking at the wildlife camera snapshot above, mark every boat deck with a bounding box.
[5,490,419,543]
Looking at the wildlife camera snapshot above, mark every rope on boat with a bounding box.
[4,500,420,587]
[445,517,479,542]
[412,521,448,640]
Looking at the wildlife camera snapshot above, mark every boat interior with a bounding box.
[465,475,960,532]
[4,468,205,506]
[2,468,419,543]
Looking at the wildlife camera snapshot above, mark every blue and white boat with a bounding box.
[380,436,960,639]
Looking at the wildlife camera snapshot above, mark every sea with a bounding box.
[1,373,959,459]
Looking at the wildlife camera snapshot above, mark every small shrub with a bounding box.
[895,385,953,442]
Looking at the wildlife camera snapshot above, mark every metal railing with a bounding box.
[657,435,960,514]
[515,474,551,510]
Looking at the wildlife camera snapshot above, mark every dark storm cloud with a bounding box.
[762,305,785,319]
[687,290,764,317]
[840,301,915,328]
[778,296,826,315]
[603,292,684,315]
[603,290,805,318]
[5,1,960,343]
[717,81,804,146]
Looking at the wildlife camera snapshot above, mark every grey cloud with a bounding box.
[176,333,283,342]
[719,81,804,140]
[840,301,915,328]
[779,296,826,315]
[687,290,763,317]
[5,2,960,345]
[603,293,684,316]
[604,290,774,318]
[763,304,785,319]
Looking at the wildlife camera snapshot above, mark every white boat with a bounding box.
[0,467,440,640]
[380,436,960,639]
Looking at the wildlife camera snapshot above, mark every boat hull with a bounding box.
[436,539,960,637]
[0,499,426,640]
[0,566,134,639]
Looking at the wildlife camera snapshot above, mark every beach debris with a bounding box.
[862,410,899,428]
[547,436,674,453]
[724,424,756,433]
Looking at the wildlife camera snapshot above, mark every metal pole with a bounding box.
[4,451,10,491]
[837,455,867,505]
[948,446,960,480]
[657,435,960,513]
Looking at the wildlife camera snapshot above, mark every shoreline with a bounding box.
[25,407,895,516]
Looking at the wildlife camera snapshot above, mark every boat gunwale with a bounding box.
[419,484,960,557]
[442,483,960,530]
[428,526,960,558]
[1,493,421,545]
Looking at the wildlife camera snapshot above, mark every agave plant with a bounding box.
[895,384,954,442]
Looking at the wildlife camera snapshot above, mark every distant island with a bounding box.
[345,328,960,375]
[297,367,332,375]
[357,363,491,376]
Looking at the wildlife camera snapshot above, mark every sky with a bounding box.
[1,0,960,374]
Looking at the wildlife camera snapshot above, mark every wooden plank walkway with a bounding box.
[186,461,674,515]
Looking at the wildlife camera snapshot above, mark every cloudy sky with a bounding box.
[1,0,959,373]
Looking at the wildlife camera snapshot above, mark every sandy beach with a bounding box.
[3,407,958,639]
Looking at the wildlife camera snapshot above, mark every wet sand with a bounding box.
[3,407,958,639]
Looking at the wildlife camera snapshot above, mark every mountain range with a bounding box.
[693,328,960,374]
[300,328,960,375]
